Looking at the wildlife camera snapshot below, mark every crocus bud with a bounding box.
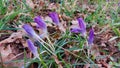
[23,24,39,38]
[27,39,38,57]
[88,28,94,45]
[49,12,60,25]
[77,18,86,36]
[23,24,40,40]
[34,16,47,31]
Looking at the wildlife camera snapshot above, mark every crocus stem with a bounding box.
[39,33,55,52]
[37,38,56,56]
[86,40,90,58]
[85,35,90,58]
[36,34,55,55]
[46,36,55,51]
[38,38,63,68]
[38,37,62,68]
[39,37,55,52]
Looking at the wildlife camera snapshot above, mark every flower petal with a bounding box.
[34,16,47,30]
[27,39,38,57]
[77,18,86,36]
[77,18,86,29]
[49,12,60,25]
[88,28,94,45]
[70,28,82,33]
[23,24,37,37]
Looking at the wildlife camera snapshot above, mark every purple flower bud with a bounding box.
[27,39,38,57]
[23,24,37,37]
[49,12,60,25]
[88,28,94,45]
[70,28,82,33]
[118,2,120,7]
[23,24,41,40]
[77,18,86,36]
[34,16,47,30]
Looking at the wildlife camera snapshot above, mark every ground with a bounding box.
[0,0,120,68]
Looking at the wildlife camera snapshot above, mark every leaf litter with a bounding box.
[0,0,120,68]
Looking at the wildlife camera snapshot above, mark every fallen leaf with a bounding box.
[0,31,25,45]
[44,16,53,23]
[52,55,63,68]
[26,0,35,9]
[0,45,12,61]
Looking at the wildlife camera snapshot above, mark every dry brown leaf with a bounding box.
[84,64,103,68]
[48,3,59,10]
[100,61,112,68]
[21,39,28,47]
[44,16,53,23]
[0,45,23,68]
[60,14,72,21]
[39,1,45,7]
[26,0,35,9]
[0,45,12,61]
[4,58,24,68]
[58,24,66,33]
[91,44,100,58]
[52,55,63,68]
[0,31,25,45]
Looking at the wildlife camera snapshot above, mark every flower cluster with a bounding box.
[70,18,94,45]
[23,15,48,57]
[22,12,94,57]
[22,12,61,57]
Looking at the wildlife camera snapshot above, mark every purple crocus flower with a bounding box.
[88,28,94,45]
[49,12,60,25]
[23,24,38,37]
[27,39,38,57]
[77,18,86,36]
[70,18,86,36]
[34,16,47,30]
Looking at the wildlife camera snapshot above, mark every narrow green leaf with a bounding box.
[0,10,21,30]
[112,27,120,37]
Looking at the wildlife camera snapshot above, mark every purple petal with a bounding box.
[70,28,82,33]
[49,12,60,25]
[88,28,94,45]
[118,2,120,7]
[27,39,38,57]
[77,18,86,36]
[34,16,47,30]
[23,24,37,37]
